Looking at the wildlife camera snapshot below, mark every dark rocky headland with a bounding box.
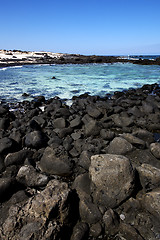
[0,49,160,67]
[1,83,160,239]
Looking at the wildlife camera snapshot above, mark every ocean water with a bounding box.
[121,55,160,60]
[0,62,160,103]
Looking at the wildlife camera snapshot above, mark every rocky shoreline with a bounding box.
[1,83,160,239]
[0,49,160,67]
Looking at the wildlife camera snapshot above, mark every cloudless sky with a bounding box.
[0,0,160,55]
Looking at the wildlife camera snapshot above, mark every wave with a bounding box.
[0,67,7,71]
[0,66,23,71]
[9,66,23,69]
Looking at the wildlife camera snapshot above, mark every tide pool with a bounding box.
[0,63,160,102]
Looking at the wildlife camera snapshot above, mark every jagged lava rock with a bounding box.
[0,180,74,240]
[89,154,135,208]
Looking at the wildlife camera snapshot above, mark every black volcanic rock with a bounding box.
[1,83,160,239]
[25,130,47,149]
[39,147,72,176]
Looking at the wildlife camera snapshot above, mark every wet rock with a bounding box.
[89,154,135,208]
[4,149,33,167]
[137,164,160,192]
[107,137,133,155]
[150,142,160,159]
[39,147,72,176]
[16,165,49,188]
[142,188,160,220]
[25,130,47,149]
[71,222,89,240]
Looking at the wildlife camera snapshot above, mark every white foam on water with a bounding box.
[39,106,45,112]
[9,66,23,69]
[0,67,7,71]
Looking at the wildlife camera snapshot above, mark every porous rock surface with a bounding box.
[1,83,160,239]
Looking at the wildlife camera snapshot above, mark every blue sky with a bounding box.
[1,0,160,55]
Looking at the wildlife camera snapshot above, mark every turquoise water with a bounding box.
[0,63,160,102]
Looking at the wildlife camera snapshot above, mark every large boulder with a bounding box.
[39,147,72,176]
[89,154,135,208]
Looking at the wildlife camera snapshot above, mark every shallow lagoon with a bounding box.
[0,63,160,102]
